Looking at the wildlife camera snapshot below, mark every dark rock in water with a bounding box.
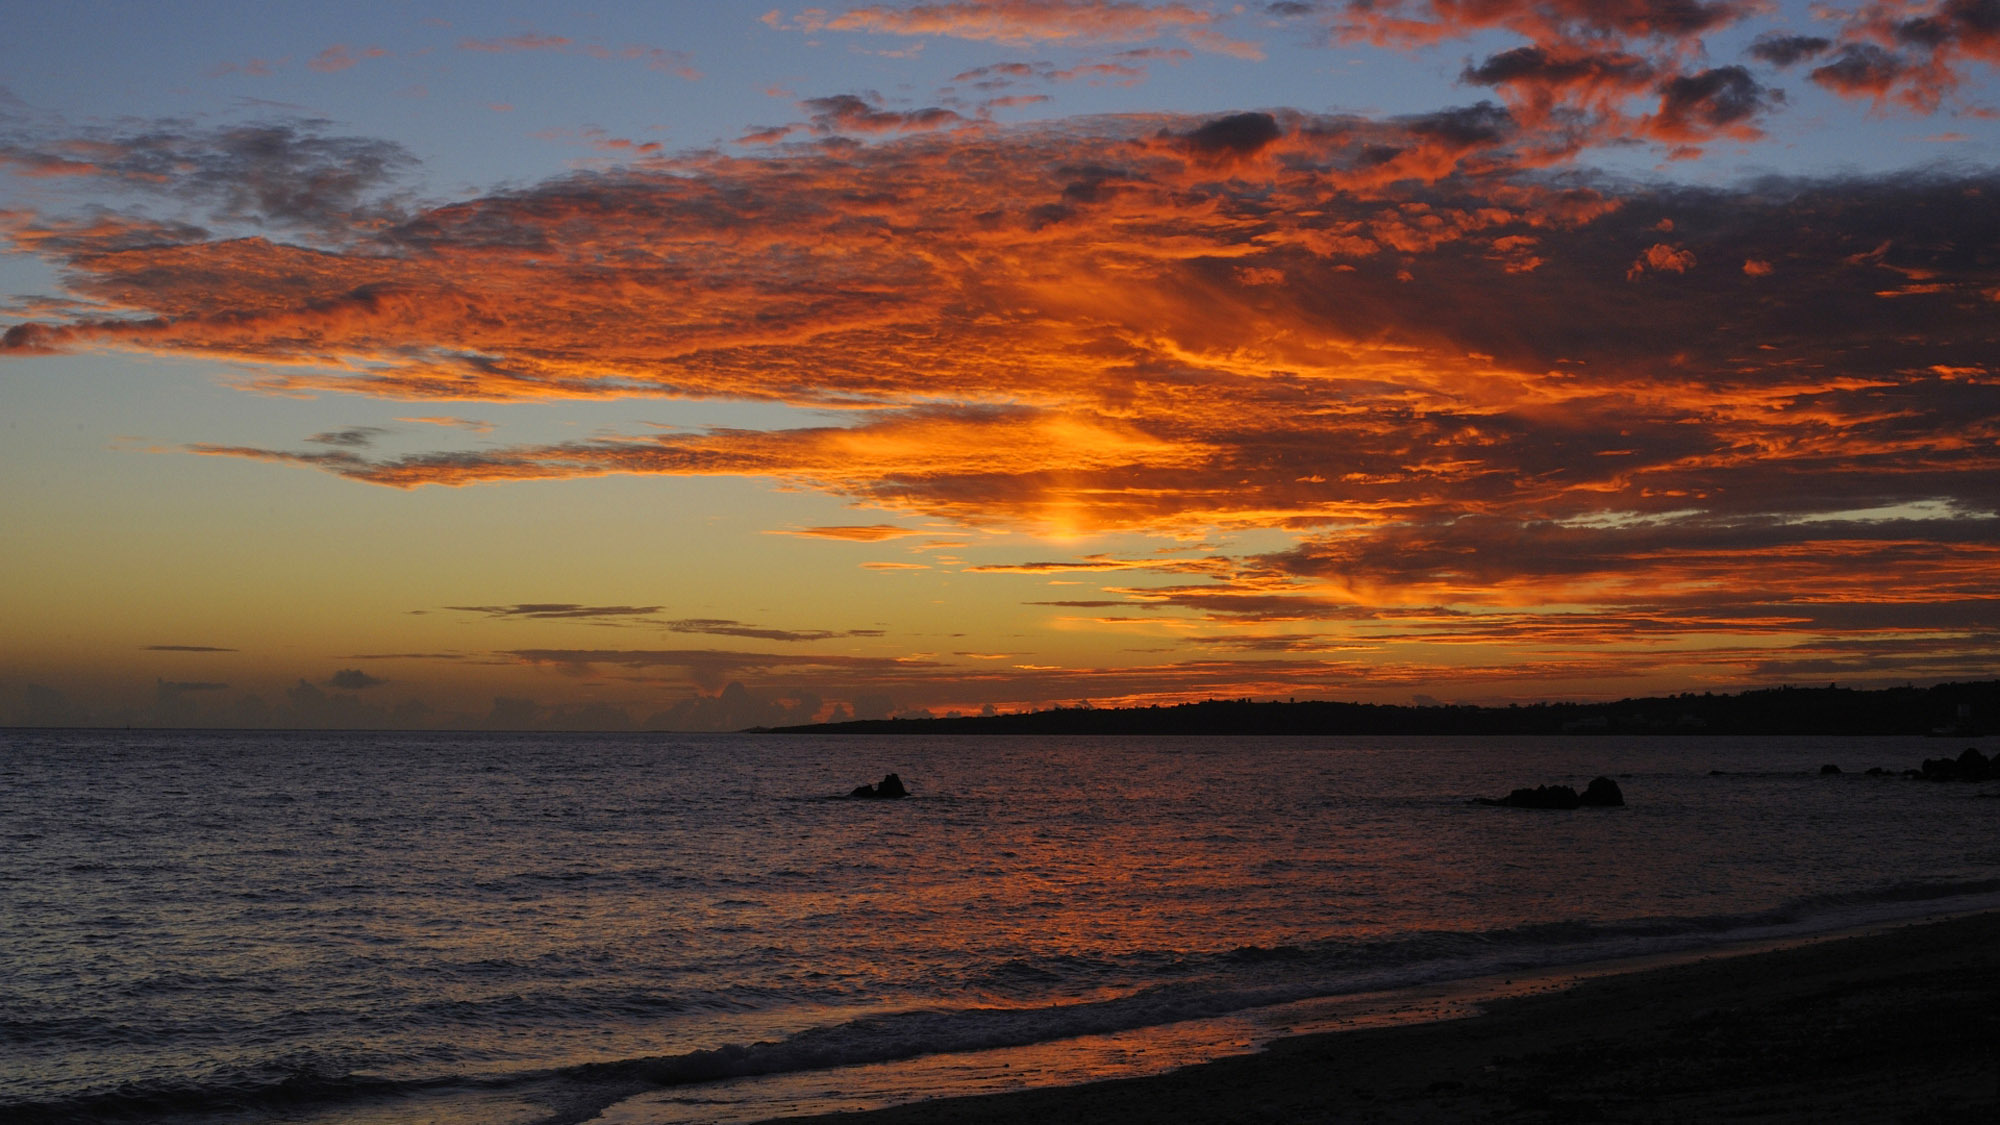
[1580,776,1625,806]
[1515,785,1581,809]
[1959,747,1993,779]
[1475,784,1581,809]
[1911,747,1994,782]
[1819,763,1843,775]
[1865,767,1890,776]
[847,772,910,799]
[1474,777,1625,809]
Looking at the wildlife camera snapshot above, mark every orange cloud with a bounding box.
[1329,0,1759,47]
[780,2,1267,63]
[793,1,1218,45]
[308,44,389,73]
[771,524,923,540]
[1626,241,1696,279]
[6,107,2000,688]
[7,126,1995,541]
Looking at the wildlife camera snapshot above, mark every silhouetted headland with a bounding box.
[763,679,1998,737]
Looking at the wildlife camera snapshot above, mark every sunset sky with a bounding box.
[4,1,1997,729]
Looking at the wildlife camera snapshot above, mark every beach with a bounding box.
[775,910,2000,1123]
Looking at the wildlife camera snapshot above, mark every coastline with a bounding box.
[762,910,2000,1123]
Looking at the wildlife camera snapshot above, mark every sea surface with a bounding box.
[4,729,1997,1124]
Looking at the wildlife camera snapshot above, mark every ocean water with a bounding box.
[4,728,1997,1124]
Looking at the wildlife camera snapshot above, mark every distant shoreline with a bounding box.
[4,679,1994,735]
[772,909,2000,1124]
[766,678,1999,738]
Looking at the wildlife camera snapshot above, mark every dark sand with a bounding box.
[773,912,2000,1123]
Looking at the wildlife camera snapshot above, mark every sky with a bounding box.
[2,0,1998,730]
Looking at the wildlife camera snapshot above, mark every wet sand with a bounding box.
[771,911,2000,1123]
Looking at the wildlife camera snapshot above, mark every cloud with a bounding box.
[1748,34,1833,68]
[6,108,1570,397]
[1194,632,1368,652]
[738,123,805,145]
[308,44,388,73]
[1650,66,1774,143]
[0,120,415,235]
[1311,3,1834,157]
[787,1,1240,51]
[458,33,573,52]
[802,93,965,133]
[1461,44,1656,95]
[446,603,664,619]
[770,524,921,540]
[398,415,493,434]
[1811,43,1913,102]
[664,618,887,642]
[1625,240,1695,279]
[307,426,387,447]
[1198,510,2000,686]
[8,92,2000,693]
[1182,27,1265,59]
[1331,1,1760,47]
[1177,110,1283,160]
[982,93,1057,110]
[189,408,1212,523]
[970,552,1227,574]
[327,668,386,689]
[948,51,1187,91]
[145,644,237,652]
[10,149,1981,582]
[1734,2,2000,113]
[503,646,941,690]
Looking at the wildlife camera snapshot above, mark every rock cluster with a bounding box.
[848,772,910,799]
[1474,775,1624,809]
[1912,746,1998,782]
[1814,747,1995,781]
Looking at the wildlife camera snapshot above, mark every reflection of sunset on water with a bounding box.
[11,730,1998,1122]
